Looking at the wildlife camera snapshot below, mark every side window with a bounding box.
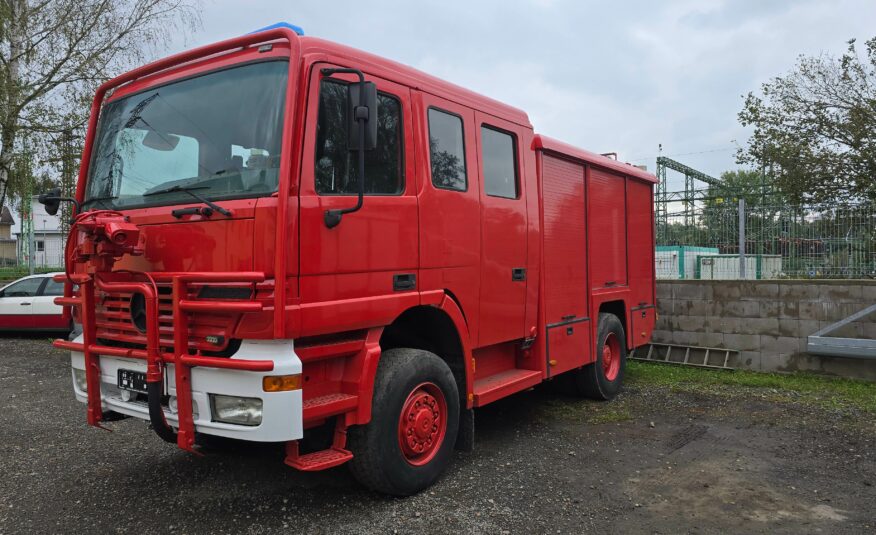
[481,126,518,199]
[2,278,43,297]
[41,278,65,296]
[314,79,403,195]
[428,108,467,191]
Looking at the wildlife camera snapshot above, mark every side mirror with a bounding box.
[38,187,62,216]
[348,81,378,151]
[321,67,378,229]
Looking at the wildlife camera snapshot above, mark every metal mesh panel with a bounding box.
[656,195,876,280]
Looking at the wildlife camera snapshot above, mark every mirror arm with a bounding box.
[38,192,81,219]
[321,67,367,229]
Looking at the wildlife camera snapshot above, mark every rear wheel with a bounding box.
[348,348,459,495]
[572,312,627,400]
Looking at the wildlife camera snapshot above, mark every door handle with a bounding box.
[511,268,526,281]
[20,302,31,306]
[393,273,416,291]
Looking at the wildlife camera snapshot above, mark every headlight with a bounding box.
[209,394,262,426]
[73,368,87,392]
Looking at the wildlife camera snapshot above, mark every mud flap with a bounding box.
[455,408,474,452]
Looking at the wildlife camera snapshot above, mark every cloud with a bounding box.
[172,0,876,188]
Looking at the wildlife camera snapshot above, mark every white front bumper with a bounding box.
[69,336,303,442]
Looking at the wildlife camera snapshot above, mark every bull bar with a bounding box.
[54,271,273,452]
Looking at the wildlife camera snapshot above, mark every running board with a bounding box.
[473,368,542,407]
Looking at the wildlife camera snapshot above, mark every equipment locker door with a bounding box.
[474,112,529,347]
[298,63,418,318]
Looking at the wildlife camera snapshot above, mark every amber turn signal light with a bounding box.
[262,374,302,392]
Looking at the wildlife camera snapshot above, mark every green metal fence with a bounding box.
[656,198,876,280]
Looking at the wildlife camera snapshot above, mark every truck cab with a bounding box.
[51,24,656,495]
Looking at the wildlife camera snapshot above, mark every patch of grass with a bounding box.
[540,396,633,425]
[586,405,633,424]
[626,360,876,414]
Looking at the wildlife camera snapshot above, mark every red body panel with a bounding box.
[61,29,656,455]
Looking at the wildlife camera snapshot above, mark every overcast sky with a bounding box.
[169,0,876,191]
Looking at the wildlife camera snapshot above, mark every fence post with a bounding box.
[28,225,35,276]
[738,198,746,279]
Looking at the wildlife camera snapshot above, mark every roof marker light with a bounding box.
[248,22,304,36]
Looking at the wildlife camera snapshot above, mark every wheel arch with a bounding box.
[378,293,473,410]
[597,299,629,348]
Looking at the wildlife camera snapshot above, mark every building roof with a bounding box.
[0,206,14,226]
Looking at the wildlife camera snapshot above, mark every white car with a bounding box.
[0,272,71,332]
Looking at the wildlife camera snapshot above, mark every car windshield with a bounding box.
[83,61,288,210]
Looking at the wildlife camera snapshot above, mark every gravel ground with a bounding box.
[1,336,874,534]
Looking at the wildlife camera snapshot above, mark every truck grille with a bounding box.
[94,284,238,354]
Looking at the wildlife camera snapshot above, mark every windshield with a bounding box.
[84,61,288,210]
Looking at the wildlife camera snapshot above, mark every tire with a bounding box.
[348,348,460,496]
[572,312,626,400]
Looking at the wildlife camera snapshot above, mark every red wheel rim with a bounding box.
[397,382,447,466]
[602,332,621,381]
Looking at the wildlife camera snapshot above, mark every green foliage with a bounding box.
[738,37,876,203]
[0,0,202,213]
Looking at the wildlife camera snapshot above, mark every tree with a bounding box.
[738,37,876,204]
[0,0,201,213]
[705,169,784,208]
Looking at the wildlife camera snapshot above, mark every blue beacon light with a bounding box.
[248,22,304,36]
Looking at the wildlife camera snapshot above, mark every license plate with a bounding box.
[118,369,147,394]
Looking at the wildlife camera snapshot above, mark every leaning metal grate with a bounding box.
[630,343,738,370]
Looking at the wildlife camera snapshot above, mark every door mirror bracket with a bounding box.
[320,67,378,229]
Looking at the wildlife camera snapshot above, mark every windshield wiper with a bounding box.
[143,184,232,217]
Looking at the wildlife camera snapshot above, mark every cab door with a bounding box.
[297,63,417,328]
[474,112,529,346]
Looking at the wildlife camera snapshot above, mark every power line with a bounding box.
[628,145,737,163]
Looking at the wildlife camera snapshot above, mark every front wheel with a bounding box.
[572,312,627,400]
[348,348,459,495]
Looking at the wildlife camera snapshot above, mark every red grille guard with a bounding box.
[54,271,273,452]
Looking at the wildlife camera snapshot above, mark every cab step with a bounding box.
[302,393,358,421]
[284,420,353,472]
[285,446,353,471]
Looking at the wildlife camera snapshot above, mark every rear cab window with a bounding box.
[480,126,519,199]
[427,108,467,191]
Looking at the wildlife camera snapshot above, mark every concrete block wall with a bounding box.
[654,280,876,380]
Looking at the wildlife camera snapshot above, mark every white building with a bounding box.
[11,197,65,268]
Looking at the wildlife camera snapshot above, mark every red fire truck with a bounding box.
[42,23,656,495]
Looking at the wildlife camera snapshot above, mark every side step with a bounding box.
[303,393,358,421]
[285,419,353,471]
[284,444,353,471]
[473,368,542,407]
